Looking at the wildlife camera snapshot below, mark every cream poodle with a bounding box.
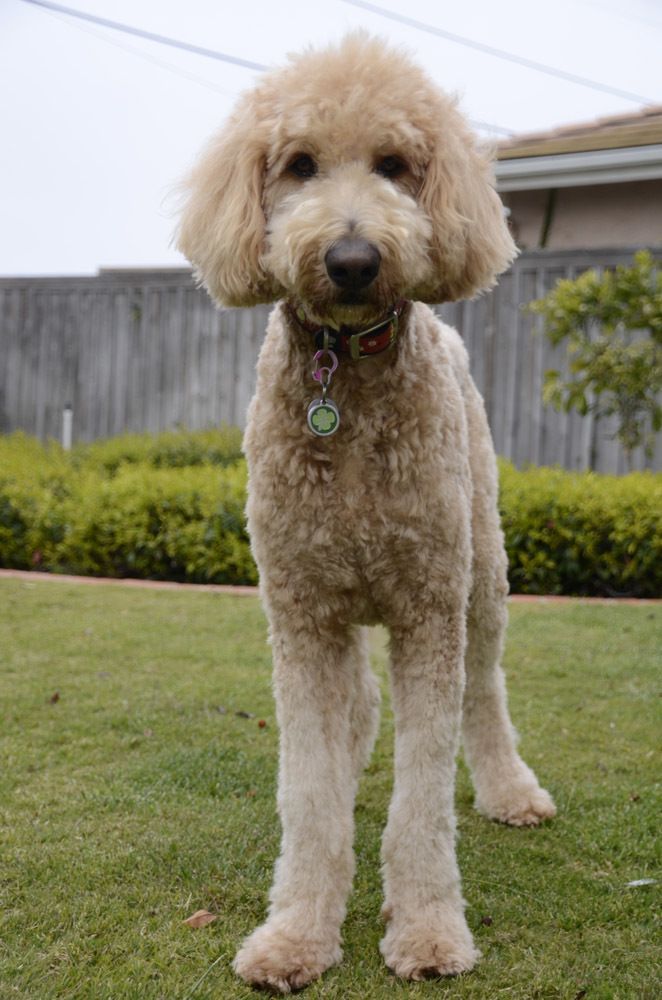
[177,33,555,992]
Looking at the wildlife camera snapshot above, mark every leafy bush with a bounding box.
[0,433,71,569]
[54,463,256,584]
[71,426,244,475]
[499,461,661,597]
[530,251,662,459]
[0,429,255,585]
[0,432,660,596]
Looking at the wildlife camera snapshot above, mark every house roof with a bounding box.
[498,105,662,159]
[494,106,662,192]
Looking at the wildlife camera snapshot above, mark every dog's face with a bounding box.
[177,34,516,322]
[260,96,436,328]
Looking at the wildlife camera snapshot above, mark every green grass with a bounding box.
[0,580,659,1000]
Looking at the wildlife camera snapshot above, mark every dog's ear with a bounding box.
[418,111,517,303]
[176,93,278,307]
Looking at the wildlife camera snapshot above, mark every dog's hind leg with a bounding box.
[463,570,556,826]
[233,619,365,993]
[462,382,556,827]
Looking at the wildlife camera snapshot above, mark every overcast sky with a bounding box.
[1,0,661,275]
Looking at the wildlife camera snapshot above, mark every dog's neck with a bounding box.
[287,300,409,361]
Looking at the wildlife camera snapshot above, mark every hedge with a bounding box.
[71,426,244,475]
[0,430,255,585]
[1,431,660,596]
[499,463,661,598]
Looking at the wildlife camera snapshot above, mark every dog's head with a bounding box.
[177,33,516,325]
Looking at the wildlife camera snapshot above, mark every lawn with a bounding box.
[0,579,659,999]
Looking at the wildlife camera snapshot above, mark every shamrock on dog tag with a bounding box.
[307,398,340,436]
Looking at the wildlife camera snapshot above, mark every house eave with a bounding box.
[495,144,662,192]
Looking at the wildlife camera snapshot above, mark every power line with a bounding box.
[19,0,514,135]
[18,0,269,72]
[39,4,238,97]
[339,0,657,105]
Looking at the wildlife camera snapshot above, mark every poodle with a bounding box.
[177,33,555,992]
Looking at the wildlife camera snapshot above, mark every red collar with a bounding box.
[288,300,408,359]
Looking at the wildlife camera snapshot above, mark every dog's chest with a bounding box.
[242,303,477,625]
[245,341,472,614]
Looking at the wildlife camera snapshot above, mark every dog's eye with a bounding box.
[374,155,407,180]
[288,154,318,178]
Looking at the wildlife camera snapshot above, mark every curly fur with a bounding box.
[177,32,555,993]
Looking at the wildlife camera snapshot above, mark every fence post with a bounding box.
[62,403,73,450]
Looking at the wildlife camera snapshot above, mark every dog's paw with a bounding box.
[476,781,556,827]
[380,908,479,981]
[233,920,341,994]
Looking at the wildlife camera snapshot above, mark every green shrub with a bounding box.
[499,461,661,597]
[71,426,244,475]
[0,432,660,595]
[54,463,256,585]
[0,433,71,569]
[530,250,662,459]
[0,430,254,585]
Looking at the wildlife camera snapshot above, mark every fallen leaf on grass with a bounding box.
[48,692,60,704]
[184,909,218,928]
[480,915,493,926]
[258,719,267,729]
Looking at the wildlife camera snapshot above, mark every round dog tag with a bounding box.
[307,398,340,436]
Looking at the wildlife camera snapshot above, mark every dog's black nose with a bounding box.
[325,238,381,290]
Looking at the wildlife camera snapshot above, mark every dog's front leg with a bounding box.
[380,609,479,980]
[233,620,361,994]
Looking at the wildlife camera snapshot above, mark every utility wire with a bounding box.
[40,4,238,96]
[19,0,515,135]
[339,0,657,105]
[18,0,269,72]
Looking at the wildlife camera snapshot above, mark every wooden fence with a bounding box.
[1,250,660,472]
